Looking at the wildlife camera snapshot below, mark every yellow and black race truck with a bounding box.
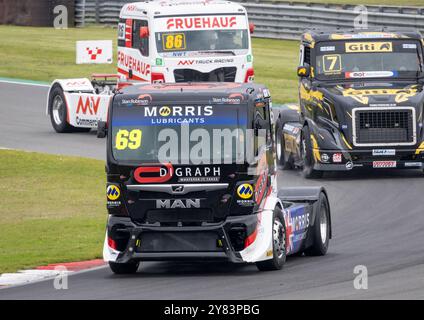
[273,28,424,178]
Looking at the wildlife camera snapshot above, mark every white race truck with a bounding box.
[46,0,254,133]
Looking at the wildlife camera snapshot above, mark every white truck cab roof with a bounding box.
[120,0,247,18]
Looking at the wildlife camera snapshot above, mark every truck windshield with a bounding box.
[111,101,248,165]
[155,30,248,55]
[315,39,422,80]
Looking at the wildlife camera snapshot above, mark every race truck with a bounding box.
[274,28,424,178]
[46,0,255,133]
[102,82,332,274]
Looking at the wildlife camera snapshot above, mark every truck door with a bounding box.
[117,18,151,82]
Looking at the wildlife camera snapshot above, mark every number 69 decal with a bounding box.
[115,129,142,150]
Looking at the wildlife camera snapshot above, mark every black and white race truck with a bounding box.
[101,82,332,274]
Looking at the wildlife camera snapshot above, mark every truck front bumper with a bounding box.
[103,213,273,264]
[312,148,424,171]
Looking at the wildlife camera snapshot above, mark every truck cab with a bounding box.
[47,0,254,133]
[102,82,331,274]
[118,0,254,83]
[275,28,424,178]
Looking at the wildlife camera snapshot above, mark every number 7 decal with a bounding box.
[323,54,342,73]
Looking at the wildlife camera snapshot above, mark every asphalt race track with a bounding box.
[0,81,423,299]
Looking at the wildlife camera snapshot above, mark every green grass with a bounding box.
[0,150,105,273]
[0,25,299,103]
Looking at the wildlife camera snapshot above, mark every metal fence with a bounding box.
[75,0,424,40]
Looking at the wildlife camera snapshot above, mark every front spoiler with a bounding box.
[313,148,424,171]
[103,213,273,264]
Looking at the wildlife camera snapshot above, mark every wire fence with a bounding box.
[75,0,424,40]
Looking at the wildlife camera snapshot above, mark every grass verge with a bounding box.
[0,25,299,103]
[0,150,105,274]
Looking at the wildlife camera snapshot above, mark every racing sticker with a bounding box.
[373,160,397,168]
[345,42,392,53]
[345,71,396,79]
[237,184,253,199]
[107,185,121,200]
[162,33,186,51]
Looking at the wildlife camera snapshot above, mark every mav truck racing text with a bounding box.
[46,0,255,133]
[102,82,332,274]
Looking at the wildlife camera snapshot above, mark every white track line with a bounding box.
[0,79,50,88]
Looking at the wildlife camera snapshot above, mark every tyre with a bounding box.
[300,126,323,179]
[48,85,90,133]
[256,207,286,271]
[109,261,140,274]
[305,192,330,256]
[275,120,293,170]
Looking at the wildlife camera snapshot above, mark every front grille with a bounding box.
[174,67,237,82]
[145,209,214,224]
[138,231,221,252]
[353,108,415,146]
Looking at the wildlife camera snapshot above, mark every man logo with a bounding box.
[159,106,171,117]
[237,184,253,199]
[172,185,185,193]
[107,185,120,201]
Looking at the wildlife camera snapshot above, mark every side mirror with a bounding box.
[97,121,108,138]
[140,26,149,39]
[297,64,311,78]
[249,23,255,34]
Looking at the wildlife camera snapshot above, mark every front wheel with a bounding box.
[109,261,140,274]
[256,207,286,271]
[305,192,330,256]
[275,121,293,170]
[301,126,323,179]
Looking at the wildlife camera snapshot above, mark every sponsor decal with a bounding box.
[236,199,255,207]
[76,96,100,115]
[76,40,113,64]
[284,207,310,254]
[342,87,418,104]
[345,71,396,79]
[177,58,235,66]
[321,153,330,163]
[237,184,253,199]
[346,161,354,170]
[345,42,393,53]
[134,164,221,183]
[107,185,120,201]
[166,16,237,30]
[404,162,423,167]
[333,153,342,163]
[143,105,213,125]
[320,46,335,52]
[156,199,201,209]
[403,43,417,49]
[76,117,98,127]
[373,160,397,168]
[372,149,396,156]
[118,23,126,40]
[117,51,151,77]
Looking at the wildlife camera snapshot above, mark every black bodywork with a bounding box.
[277,28,424,173]
[105,83,275,263]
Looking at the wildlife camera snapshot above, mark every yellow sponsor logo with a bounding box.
[159,106,171,116]
[342,88,418,105]
[237,184,254,199]
[107,185,120,201]
[345,42,392,53]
